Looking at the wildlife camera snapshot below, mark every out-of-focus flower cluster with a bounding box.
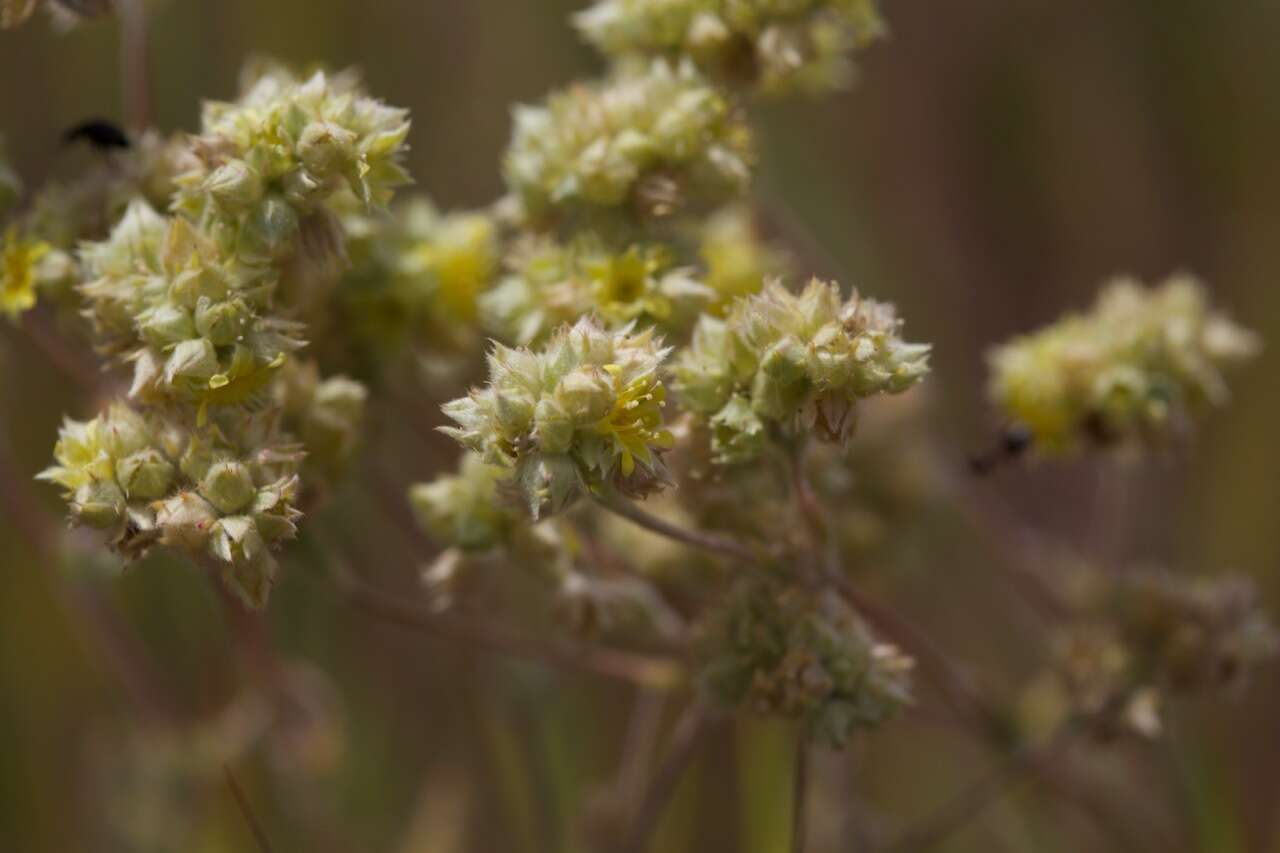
[672,278,929,462]
[575,0,887,94]
[988,275,1259,454]
[1019,570,1278,741]
[336,195,499,371]
[481,235,705,345]
[441,317,673,517]
[700,578,912,746]
[37,64,408,606]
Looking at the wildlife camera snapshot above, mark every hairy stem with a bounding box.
[592,487,775,565]
[318,540,685,690]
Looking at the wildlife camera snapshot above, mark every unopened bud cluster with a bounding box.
[700,579,912,746]
[575,0,886,94]
[672,278,929,462]
[442,317,674,517]
[988,275,1259,454]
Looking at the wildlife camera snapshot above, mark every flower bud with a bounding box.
[155,491,218,549]
[200,460,257,514]
[116,448,176,500]
[164,338,220,387]
[72,480,126,529]
[205,159,263,209]
[299,121,358,179]
[194,296,250,346]
[138,303,197,349]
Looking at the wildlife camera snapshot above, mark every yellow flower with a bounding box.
[594,365,674,476]
[1,226,48,321]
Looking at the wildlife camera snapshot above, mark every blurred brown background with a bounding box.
[2,1,1278,850]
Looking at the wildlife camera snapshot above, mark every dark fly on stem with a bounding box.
[62,118,131,151]
[969,423,1033,476]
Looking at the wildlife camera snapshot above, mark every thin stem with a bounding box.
[884,726,1077,852]
[116,0,151,132]
[830,574,1002,735]
[592,488,776,565]
[321,543,684,691]
[620,702,715,853]
[224,764,274,853]
[606,689,668,833]
[792,733,810,853]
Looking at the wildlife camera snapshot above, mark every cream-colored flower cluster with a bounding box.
[38,65,409,606]
[700,579,912,747]
[503,59,754,227]
[481,235,707,345]
[441,317,673,517]
[39,404,302,606]
[575,0,886,94]
[988,275,1259,454]
[672,278,929,462]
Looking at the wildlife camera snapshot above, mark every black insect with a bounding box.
[62,118,131,151]
[968,423,1034,476]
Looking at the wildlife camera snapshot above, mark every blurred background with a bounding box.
[2,1,1279,850]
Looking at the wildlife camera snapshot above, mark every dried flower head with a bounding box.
[1021,569,1277,741]
[672,278,929,461]
[503,59,754,227]
[441,317,674,517]
[700,579,912,747]
[575,0,887,94]
[988,275,1261,454]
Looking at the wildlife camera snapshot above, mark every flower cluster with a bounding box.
[409,452,521,553]
[672,278,929,462]
[503,59,754,228]
[338,195,500,365]
[38,64,409,605]
[988,275,1260,454]
[1020,570,1277,740]
[481,234,707,345]
[695,204,783,314]
[174,64,410,240]
[441,317,673,517]
[700,579,912,746]
[38,404,303,606]
[575,0,887,94]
